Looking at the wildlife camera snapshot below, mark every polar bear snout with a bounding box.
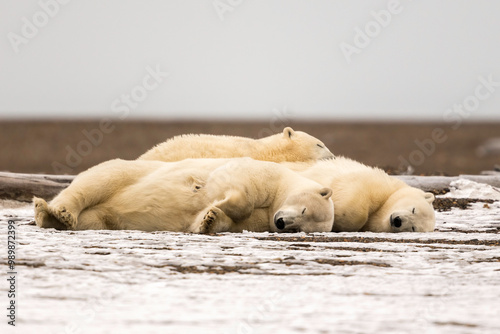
[390,215,403,228]
[390,212,417,232]
[320,150,335,160]
[275,216,286,230]
[274,211,291,231]
[273,211,300,232]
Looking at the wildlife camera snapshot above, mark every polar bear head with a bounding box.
[279,127,334,161]
[272,186,334,233]
[369,187,435,232]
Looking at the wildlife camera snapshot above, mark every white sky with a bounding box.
[0,0,499,121]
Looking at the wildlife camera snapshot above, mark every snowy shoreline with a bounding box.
[1,178,500,334]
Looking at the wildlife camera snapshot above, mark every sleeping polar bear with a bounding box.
[34,158,334,233]
[138,127,334,162]
[286,156,436,232]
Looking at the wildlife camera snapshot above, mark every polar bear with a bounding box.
[34,158,334,233]
[193,159,334,233]
[138,127,334,162]
[286,156,436,232]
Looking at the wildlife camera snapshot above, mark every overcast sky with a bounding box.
[0,0,499,121]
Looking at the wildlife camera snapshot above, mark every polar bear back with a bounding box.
[138,127,334,163]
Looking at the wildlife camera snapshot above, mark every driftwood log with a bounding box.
[0,172,74,202]
[0,171,499,202]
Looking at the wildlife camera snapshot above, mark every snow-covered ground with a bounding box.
[1,179,500,334]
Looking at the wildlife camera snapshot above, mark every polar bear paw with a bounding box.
[200,208,219,234]
[52,206,77,229]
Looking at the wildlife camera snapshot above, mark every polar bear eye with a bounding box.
[412,208,415,214]
[317,144,324,148]
[302,208,307,215]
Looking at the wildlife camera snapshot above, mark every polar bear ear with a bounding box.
[283,127,295,139]
[424,192,435,204]
[319,188,332,199]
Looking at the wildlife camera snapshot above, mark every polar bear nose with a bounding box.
[391,216,402,228]
[275,217,285,230]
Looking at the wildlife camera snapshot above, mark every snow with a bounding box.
[441,179,500,200]
[1,179,500,334]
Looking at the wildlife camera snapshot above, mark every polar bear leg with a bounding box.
[48,186,106,230]
[192,189,253,233]
[213,189,254,222]
[34,197,68,230]
[48,203,78,229]
[192,206,234,234]
[74,207,109,230]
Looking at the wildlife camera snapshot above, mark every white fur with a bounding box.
[285,156,436,232]
[34,158,334,233]
[138,127,334,162]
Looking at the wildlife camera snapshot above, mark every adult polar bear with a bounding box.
[34,158,334,233]
[138,127,334,162]
[286,157,436,232]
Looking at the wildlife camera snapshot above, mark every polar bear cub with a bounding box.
[138,127,334,162]
[34,158,334,233]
